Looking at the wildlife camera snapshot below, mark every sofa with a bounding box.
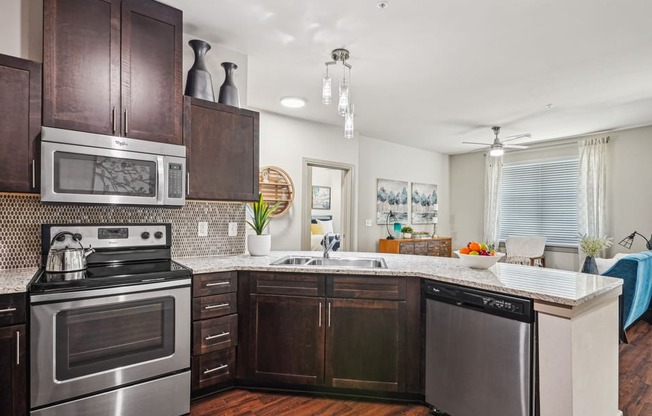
[601,250,652,332]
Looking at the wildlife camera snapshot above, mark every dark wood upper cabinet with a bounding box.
[184,97,259,201]
[0,54,41,193]
[43,0,182,144]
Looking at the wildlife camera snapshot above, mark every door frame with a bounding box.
[301,158,356,252]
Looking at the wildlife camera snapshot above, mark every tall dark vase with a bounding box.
[581,255,599,274]
[185,39,215,101]
[218,62,240,108]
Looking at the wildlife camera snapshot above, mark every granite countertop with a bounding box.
[0,267,39,294]
[176,251,623,307]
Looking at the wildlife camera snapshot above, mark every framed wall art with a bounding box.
[312,186,331,210]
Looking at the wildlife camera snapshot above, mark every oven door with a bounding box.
[30,281,190,408]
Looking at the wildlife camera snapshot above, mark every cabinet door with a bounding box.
[121,0,182,144]
[325,298,405,392]
[0,325,26,416]
[0,55,40,193]
[249,294,324,385]
[43,0,120,135]
[185,98,260,201]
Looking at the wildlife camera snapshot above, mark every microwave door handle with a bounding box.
[157,156,165,205]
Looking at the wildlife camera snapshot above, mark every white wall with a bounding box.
[449,125,652,271]
[0,0,42,61]
[357,136,450,253]
[257,112,359,251]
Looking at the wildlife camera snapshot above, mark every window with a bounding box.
[500,158,579,247]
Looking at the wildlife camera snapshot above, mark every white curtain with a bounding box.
[484,155,503,249]
[577,137,609,240]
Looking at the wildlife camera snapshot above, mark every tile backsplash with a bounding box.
[0,193,246,270]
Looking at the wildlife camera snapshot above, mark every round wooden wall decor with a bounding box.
[259,166,294,217]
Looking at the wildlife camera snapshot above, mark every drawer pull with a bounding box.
[205,331,230,341]
[0,307,17,314]
[205,281,230,287]
[204,303,229,310]
[203,364,228,375]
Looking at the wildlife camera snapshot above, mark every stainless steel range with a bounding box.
[29,223,191,416]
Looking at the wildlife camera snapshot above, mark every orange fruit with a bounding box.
[459,247,470,254]
[468,242,482,252]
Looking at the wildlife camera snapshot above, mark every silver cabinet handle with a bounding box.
[124,108,128,134]
[204,303,229,310]
[186,172,190,196]
[328,302,331,328]
[205,332,229,341]
[32,160,36,189]
[0,307,17,314]
[204,364,228,375]
[319,302,322,328]
[206,281,230,287]
[112,106,116,134]
[16,330,20,365]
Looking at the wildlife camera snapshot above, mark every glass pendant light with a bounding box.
[338,78,349,116]
[321,66,331,105]
[344,104,354,139]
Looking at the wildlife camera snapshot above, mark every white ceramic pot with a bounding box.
[248,234,271,256]
[403,233,412,239]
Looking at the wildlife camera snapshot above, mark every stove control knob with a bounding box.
[154,231,164,239]
[141,232,150,240]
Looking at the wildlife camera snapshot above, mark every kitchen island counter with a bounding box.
[176,251,622,308]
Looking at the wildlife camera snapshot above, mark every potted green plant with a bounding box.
[246,193,281,256]
[401,226,414,239]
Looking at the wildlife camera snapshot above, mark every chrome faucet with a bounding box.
[322,233,341,258]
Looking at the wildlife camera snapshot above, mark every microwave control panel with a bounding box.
[168,163,184,198]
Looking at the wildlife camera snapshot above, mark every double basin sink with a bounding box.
[271,255,387,269]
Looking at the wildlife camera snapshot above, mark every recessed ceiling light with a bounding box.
[377,1,389,11]
[546,104,553,110]
[280,97,306,108]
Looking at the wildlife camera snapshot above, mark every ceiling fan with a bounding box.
[463,126,530,156]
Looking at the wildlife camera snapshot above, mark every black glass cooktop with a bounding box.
[29,260,191,293]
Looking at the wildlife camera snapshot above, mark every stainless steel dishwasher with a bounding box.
[425,281,535,416]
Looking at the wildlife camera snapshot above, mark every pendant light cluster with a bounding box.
[322,48,355,139]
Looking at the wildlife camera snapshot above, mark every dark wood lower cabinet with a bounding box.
[0,324,26,416]
[249,294,325,385]
[325,298,406,391]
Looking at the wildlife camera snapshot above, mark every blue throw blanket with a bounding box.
[602,250,652,329]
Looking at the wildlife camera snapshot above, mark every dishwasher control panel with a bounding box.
[425,281,533,323]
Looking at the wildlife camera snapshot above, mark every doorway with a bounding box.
[301,159,355,252]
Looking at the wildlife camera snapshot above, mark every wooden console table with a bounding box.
[378,237,452,257]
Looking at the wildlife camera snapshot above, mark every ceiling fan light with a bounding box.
[490,147,504,157]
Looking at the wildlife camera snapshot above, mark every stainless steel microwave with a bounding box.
[41,127,186,206]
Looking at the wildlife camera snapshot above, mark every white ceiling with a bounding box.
[162,0,652,154]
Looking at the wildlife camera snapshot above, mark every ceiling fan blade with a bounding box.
[503,144,529,149]
[462,141,491,146]
[502,133,532,142]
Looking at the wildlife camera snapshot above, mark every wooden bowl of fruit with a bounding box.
[454,242,505,269]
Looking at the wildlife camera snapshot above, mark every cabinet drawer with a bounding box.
[414,242,428,256]
[192,348,235,390]
[193,272,237,297]
[251,272,325,297]
[398,242,414,254]
[0,293,26,327]
[428,240,451,257]
[193,314,238,355]
[193,293,237,320]
[330,276,406,300]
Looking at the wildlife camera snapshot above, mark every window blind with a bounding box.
[500,158,579,247]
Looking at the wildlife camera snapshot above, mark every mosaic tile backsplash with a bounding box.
[0,193,246,270]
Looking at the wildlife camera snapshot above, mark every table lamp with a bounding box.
[385,211,396,240]
[618,231,652,250]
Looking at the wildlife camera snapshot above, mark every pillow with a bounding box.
[310,223,323,235]
[316,219,334,234]
[595,252,629,274]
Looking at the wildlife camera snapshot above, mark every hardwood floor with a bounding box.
[191,389,431,416]
[191,318,652,416]
[620,318,652,415]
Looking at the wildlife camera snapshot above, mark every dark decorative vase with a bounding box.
[218,62,240,108]
[185,40,215,101]
[581,255,599,274]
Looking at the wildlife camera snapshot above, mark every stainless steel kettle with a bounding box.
[45,232,95,272]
